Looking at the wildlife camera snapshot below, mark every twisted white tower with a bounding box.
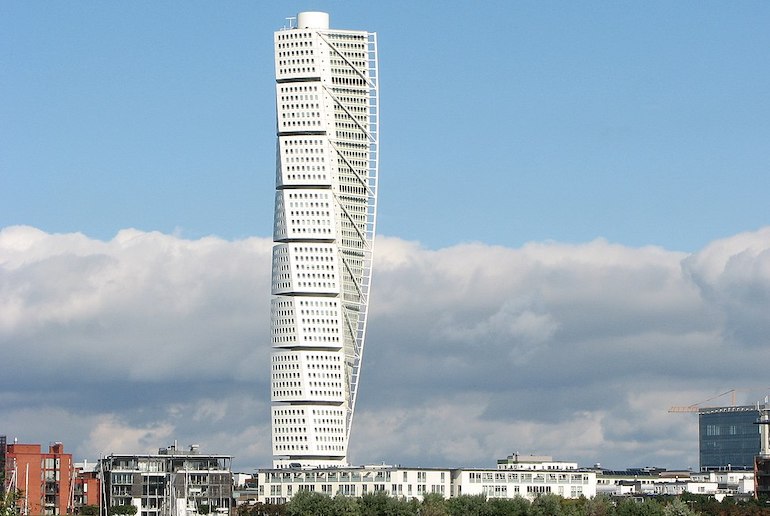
[270,12,379,469]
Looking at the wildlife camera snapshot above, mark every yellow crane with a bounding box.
[668,388,770,413]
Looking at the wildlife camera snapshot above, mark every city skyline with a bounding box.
[2,1,770,473]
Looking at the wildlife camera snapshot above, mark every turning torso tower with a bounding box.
[270,12,379,469]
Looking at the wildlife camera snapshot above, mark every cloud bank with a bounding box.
[1,225,769,471]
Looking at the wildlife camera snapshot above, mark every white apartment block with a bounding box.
[257,456,597,504]
[258,466,451,505]
[452,469,596,500]
[496,453,579,471]
[270,11,379,470]
[594,468,754,499]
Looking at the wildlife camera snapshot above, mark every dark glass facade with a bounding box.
[699,406,759,471]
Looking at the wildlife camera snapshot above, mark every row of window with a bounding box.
[468,472,590,484]
[279,84,318,94]
[274,279,338,288]
[278,56,315,68]
[272,353,341,364]
[276,31,313,41]
[281,110,320,119]
[276,46,314,57]
[281,119,322,128]
[279,94,319,103]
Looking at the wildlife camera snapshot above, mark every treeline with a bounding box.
[236,491,770,516]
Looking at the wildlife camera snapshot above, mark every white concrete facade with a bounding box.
[258,467,450,505]
[270,12,379,469]
[452,469,596,500]
[257,465,596,504]
[496,453,579,471]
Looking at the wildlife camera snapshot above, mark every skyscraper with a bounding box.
[270,12,379,469]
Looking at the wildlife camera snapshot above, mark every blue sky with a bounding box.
[2,1,770,473]
[3,1,768,251]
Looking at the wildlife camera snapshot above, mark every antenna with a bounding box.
[285,16,296,30]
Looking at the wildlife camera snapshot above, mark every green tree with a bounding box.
[529,494,564,516]
[284,490,335,516]
[331,495,360,516]
[359,492,389,516]
[579,495,615,516]
[359,491,417,516]
[108,505,137,516]
[237,502,285,516]
[615,498,664,516]
[421,493,449,516]
[486,497,530,516]
[662,498,696,516]
[0,487,22,516]
[79,505,100,516]
[446,494,487,516]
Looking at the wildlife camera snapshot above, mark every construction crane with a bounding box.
[668,388,770,413]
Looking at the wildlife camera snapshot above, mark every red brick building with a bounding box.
[4,442,73,515]
[73,462,101,511]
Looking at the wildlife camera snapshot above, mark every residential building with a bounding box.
[691,470,754,497]
[595,468,689,497]
[699,406,759,471]
[100,443,232,516]
[256,455,597,504]
[496,453,578,471]
[452,468,596,500]
[72,461,101,512]
[270,11,379,469]
[258,466,451,505]
[3,442,73,515]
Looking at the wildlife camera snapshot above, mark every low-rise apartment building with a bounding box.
[257,454,597,504]
[3,442,73,515]
[100,443,232,516]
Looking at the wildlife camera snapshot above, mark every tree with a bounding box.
[359,491,417,516]
[662,498,696,516]
[359,492,390,516]
[79,505,100,516]
[615,498,665,516]
[446,494,487,516]
[579,495,615,516]
[486,497,530,516]
[421,493,448,516]
[330,495,360,516]
[529,494,564,516]
[284,491,335,516]
[236,502,285,516]
[108,505,137,516]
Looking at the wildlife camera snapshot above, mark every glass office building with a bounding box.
[699,406,760,471]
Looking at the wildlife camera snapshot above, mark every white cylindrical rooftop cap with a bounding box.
[297,12,329,29]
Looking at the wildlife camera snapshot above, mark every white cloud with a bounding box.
[2,225,770,471]
[87,416,175,456]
